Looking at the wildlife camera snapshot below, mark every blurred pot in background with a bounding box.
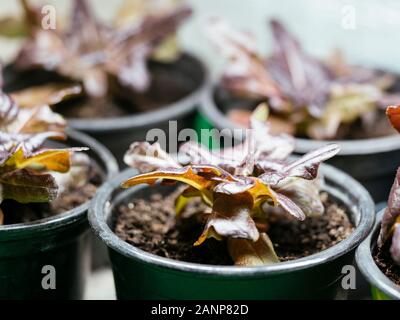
[197,17,400,202]
[1,0,208,165]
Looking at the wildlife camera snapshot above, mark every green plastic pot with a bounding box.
[356,209,400,300]
[0,129,118,300]
[198,85,400,202]
[89,164,374,300]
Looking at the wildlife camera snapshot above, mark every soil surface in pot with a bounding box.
[214,87,396,140]
[374,243,400,286]
[1,162,102,225]
[5,57,198,120]
[114,189,354,265]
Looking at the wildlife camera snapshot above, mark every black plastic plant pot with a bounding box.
[0,129,118,300]
[89,164,374,300]
[5,53,208,167]
[196,86,400,203]
[356,209,400,300]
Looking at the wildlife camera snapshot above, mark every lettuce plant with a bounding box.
[378,105,400,265]
[1,0,191,98]
[122,104,340,266]
[0,84,87,225]
[208,17,400,140]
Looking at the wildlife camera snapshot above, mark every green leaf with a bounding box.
[0,17,29,38]
[0,168,58,204]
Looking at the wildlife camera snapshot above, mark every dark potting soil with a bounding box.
[55,63,193,119]
[7,61,194,120]
[114,189,354,266]
[1,163,102,225]
[374,243,400,286]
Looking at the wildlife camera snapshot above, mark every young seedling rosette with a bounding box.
[378,105,400,265]
[207,17,400,140]
[0,76,88,225]
[1,0,192,98]
[121,105,340,266]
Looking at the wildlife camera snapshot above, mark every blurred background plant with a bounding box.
[1,0,400,77]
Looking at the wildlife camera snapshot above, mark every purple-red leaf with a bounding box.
[14,0,191,97]
[379,168,400,249]
[273,191,306,221]
[268,19,331,118]
[206,17,283,104]
[0,168,58,204]
[194,192,259,246]
[124,141,181,173]
[260,144,341,185]
[391,225,400,265]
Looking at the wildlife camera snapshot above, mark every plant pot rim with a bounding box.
[201,83,400,155]
[68,52,208,132]
[356,209,400,299]
[0,128,119,240]
[89,164,374,277]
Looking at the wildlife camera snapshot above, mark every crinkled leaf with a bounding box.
[0,131,86,175]
[179,104,294,176]
[227,233,279,266]
[5,146,86,173]
[194,192,259,246]
[307,84,381,139]
[0,126,87,206]
[214,177,277,207]
[15,29,67,71]
[52,152,91,194]
[14,0,191,97]
[0,168,58,204]
[1,103,66,134]
[276,178,324,217]
[379,168,400,248]
[272,191,306,221]
[387,105,400,134]
[391,223,400,265]
[0,85,68,134]
[0,92,19,127]
[207,17,283,104]
[107,4,191,92]
[124,141,181,173]
[0,131,65,165]
[122,165,232,205]
[260,144,340,186]
[268,19,331,118]
[115,0,181,62]
[11,84,82,108]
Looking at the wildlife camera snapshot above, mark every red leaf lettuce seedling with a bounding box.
[122,104,340,266]
[1,0,192,98]
[207,17,400,140]
[378,106,400,265]
[0,74,88,225]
